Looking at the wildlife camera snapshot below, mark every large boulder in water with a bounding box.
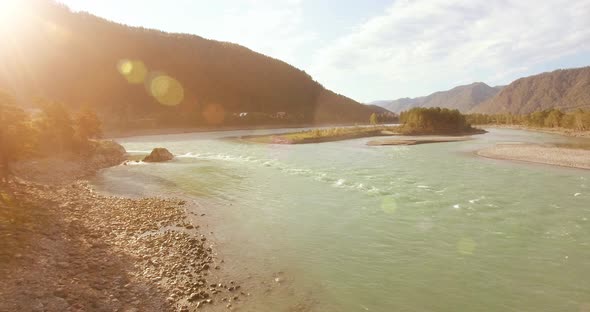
[143,148,174,162]
[95,140,127,165]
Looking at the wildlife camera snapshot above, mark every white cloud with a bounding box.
[309,0,590,102]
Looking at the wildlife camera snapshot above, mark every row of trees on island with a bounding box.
[369,112,399,125]
[390,107,590,133]
[0,91,102,178]
[398,107,475,134]
[466,109,590,130]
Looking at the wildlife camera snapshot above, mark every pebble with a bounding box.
[3,179,244,311]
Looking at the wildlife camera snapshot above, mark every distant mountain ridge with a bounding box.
[373,82,502,113]
[471,67,590,114]
[373,66,590,115]
[0,0,380,129]
[370,98,421,114]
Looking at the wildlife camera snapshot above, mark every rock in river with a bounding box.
[143,148,174,162]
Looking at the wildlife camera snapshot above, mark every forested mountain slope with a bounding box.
[0,0,377,129]
[472,67,590,114]
[373,82,501,113]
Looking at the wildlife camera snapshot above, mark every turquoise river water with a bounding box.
[92,128,590,312]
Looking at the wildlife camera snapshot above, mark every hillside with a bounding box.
[365,104,394,114]
[371,98,422,114]
[373,82,501,113]
[0,0,378,130]
[472,67,590,114]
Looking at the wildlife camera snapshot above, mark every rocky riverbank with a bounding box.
[0,180,245,312]
[0,141,244,312]
[477,143,590,170]
[480,125,590,138]
[10,140,127,185]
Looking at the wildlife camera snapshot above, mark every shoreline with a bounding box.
[1,145,246,311]
[477,143,590,170]
[480,125,590,138]
[104,122,372,139]
[367,136,474,146]
[238,128,394,144]
[238,127,485,145]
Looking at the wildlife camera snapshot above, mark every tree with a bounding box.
[34,100,75,154]
[544,109,563,128]
[369,113,377,125]
[573,109,590,131]
[528,111,547,127]
[75,105,102,141]
[465,109,590,132]
[0,2,378,129]
[400,107,471,134]
[0,91,35,179]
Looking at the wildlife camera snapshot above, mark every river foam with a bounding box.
[177,151,389,197]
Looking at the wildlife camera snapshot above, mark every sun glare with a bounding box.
[117,59,148,84]
[0,1,25,32]
[148,74,184,106]
[116,59,185,106]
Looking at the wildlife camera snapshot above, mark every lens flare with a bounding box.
[381,196,398,214]
[148,74,184,106]
[119,61,132,75]
[457,238,476,255]
[117,59,147,84]
[202,103,225,125]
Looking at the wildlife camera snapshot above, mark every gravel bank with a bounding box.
[480,125,590,138]
[367,136,472,146]
[0,179,245,311]
[1,139,247,311]
[477,143,590,170]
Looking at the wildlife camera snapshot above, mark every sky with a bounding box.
[58,0,590,103]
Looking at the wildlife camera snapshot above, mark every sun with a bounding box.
[0,1,26,32]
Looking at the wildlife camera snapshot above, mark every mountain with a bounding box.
[365,104,395,114]
[471,67,590,114]
[373,66,590,115]
[373,82,501,113]
[370,98,422,114]
[0,0,378,129]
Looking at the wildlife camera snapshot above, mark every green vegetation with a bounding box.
[467,109,590,130]
[369,113,377,125]
[399,107,478,134]
[0,90,103,178]
[0,93,36,178]
[370,113,378,125]
[76,106,103,142]
[246,107,482,144]
[245,126,401,144]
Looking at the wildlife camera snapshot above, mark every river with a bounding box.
[91,128,590,312]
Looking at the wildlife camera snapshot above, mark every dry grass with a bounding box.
[245,126,402,144]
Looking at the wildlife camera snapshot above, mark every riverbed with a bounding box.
[91,128,590,312]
